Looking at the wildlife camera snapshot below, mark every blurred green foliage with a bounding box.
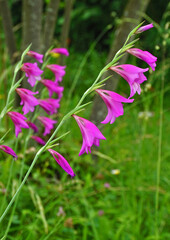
[0,0,170,239]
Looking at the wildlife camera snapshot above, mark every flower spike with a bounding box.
[16,88,39,115]
[27,50,43,63]
[110,64,149,98]
[48,149,76,177]
[38,99,60,115]
[0,145,18,160]
[21,62,43,87]
[37,116,57,136]
[135,23,153,33]
[40,79,64,98]
[46,64,66,83]
[126,48,157,71]
[72,115,106,156]
[27,121,39,133]
[31,136,46,145]
[95,89,134,124]
[7,112,29,137]
[50,48,69,56]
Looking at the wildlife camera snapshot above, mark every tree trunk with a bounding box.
[22,0,43,52]
[90,0,151,125]
[59,0,74,65]
[43,0,60,52]
[0,0,17,64]
[21,0,43,90]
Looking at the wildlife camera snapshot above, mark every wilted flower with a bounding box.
[0,145,18,160]
[27,121,38,133]
[46,64,66,83]
[38,99,60,115]
[27,50,43,63]
[41,79,64,98]
[37,116,57,136]
[48,149,76,177]
[7,112,29,137]
[135,23,153,33]
[72,114,106,156]
[110,64,149,98]
[126,48,157,71]
[16,88,39,115]
[95,89,134,124]
[21,62,43,87]
[31,136,46,145]
[50,48,69,56]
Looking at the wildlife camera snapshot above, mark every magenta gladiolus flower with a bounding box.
[31,136,46,145]
[50,48,69,56]
[48,149,76,177]
[126,48,157,71]
[41,79,64,98]
[135,23,153,33]
[72,114,106,156]
[110,64,149,98]
[95,89,134,124]
[46,64,66,83]
[27,121,38,133]
[27,50,43,63]
[7,112,29,137]
[38,99,60,115]
[16,88,39,115]
[37,116,57,136]
[21,63,43,87]
[0,145,18,160]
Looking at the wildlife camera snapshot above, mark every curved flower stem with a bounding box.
[0,24,141,223]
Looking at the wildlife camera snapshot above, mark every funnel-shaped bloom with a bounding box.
[48,149,76,177]
[7,112,29,137]
[0,145,18,160]
[27,50,43,63]
[41,79,64,98]
[31,136,45,145]
[16,88,39,115]
[37,116,57,136]
[21,63,43,87]
[46,64,66,83]
[126,48,157,71]
[136,23,153,33]
[110,64,149,98]
[27,121,38,133]
[50,48,69,56]
[72,115,106,156]
[38,99,60,115]
[95,89,134,124]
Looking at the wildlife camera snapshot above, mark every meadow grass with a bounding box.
[0,47,169,240]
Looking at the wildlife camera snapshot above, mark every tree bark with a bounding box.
[22,0,43,52]
[21,0,43,90]
[90,0,151,124]
[0,0,17,64]
[59,0,74,65]
[43,0,60,52]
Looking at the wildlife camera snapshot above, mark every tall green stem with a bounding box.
[155,43,165,240]
[0,24,141,223]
